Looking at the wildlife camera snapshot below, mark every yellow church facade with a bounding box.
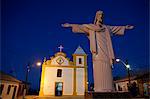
[39,46,88,96]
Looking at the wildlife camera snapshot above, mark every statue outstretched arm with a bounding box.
[62,23,90,34]
[125,25,134,29]
[61,23,74,27]
[108,25,134,35]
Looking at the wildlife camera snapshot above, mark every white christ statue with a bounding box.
[62,10,134,92]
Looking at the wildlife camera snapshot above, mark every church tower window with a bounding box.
[79,58,82,64]
[57,69,62,77]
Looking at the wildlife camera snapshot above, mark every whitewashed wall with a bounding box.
[43,67,73,95]
[1,81,19,99]
[76,68,85,95]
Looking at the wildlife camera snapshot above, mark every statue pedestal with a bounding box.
[85,91,132,99]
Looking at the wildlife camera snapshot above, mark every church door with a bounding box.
[55,82,63,96]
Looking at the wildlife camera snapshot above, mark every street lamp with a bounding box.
[115,58,131,85]
[36,61,42,67]
[35,61,42,92]
[24,61,42,96]
[25,63,30,90]
[24,63,30,97]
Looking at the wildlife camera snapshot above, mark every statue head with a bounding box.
[94,10,104,26]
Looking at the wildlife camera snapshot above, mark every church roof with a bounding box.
[74,46,86,54]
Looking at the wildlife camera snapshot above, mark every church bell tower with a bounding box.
[73,46,87,66]
[73,46,88,94]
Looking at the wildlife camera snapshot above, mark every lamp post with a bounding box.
[36,61,42,92]
[24,61,42,96]
[115,59,131,85]
[25,63,30,94]
[23,63,30,97]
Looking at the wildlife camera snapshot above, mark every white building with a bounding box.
[0,72,26,99]
[114,76,137,92]
[39,46,88,96]
[114,73,150,97]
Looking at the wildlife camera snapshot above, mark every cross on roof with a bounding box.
[58,45,63,52]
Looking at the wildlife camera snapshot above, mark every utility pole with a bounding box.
[24,63,30,95]
[126,60,131,85]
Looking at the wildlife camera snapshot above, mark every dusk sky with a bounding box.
[1,0,149,90]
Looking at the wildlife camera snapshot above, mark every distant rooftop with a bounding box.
[0,71,21,83]
[74,46,86,54]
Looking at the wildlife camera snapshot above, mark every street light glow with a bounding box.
[116,59,120,62]
[126,64,130,69]
[115,58,131,70]
[115,58,131,85]
[36,62,42,66]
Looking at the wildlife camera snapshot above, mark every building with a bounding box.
[39,45,88,96]
[114,76,137,92]
[0,71,27,99]
[114,72,150,97]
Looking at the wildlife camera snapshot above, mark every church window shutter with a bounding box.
[57,69,62,77]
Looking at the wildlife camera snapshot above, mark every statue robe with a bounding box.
[71,24,126,92]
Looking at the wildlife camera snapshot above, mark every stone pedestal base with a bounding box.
[85,92,132,99]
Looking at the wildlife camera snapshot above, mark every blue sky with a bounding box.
[1,0,149,89]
